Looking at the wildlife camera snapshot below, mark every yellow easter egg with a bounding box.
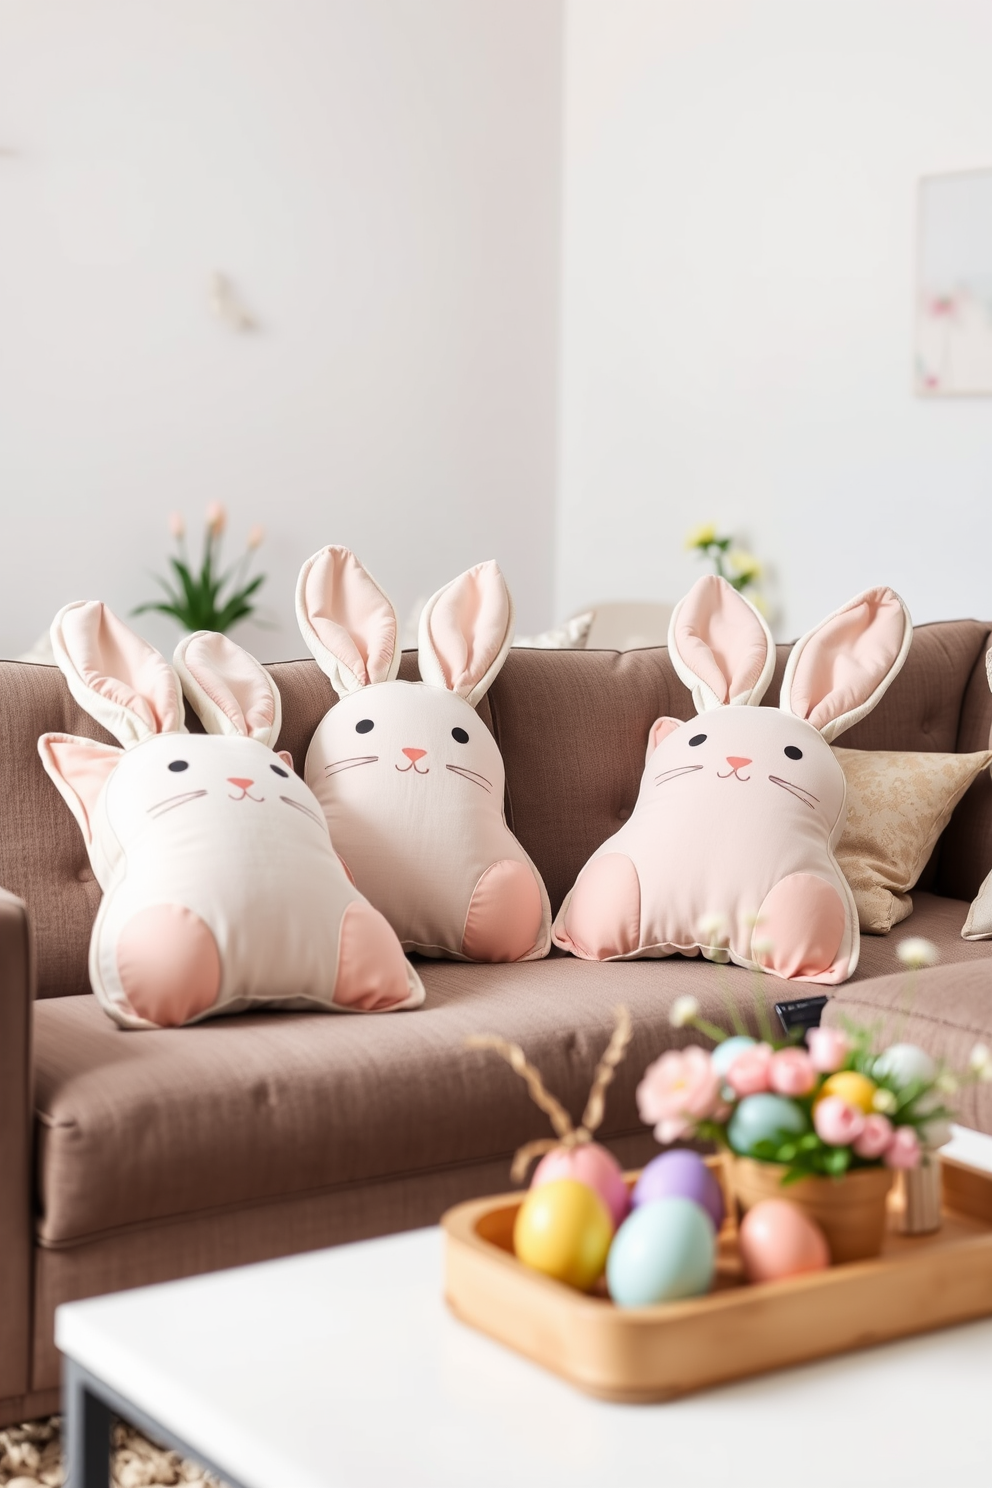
[513,1178,613,1291]
[816,1070,877,1114]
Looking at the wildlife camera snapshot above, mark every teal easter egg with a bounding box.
[727,1094,808,1156]
[606,1197,715,1308]
[710,1036,757,1078]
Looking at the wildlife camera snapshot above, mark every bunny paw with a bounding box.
[753,874,848,980]
[461,859,544,961]
[335,899,414,1010]
[116,904,222,1027]
[561,853,641,959]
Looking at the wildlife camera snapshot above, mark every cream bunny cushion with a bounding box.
[297,547,552,961]
[39,602,424,1029]
[553,577,913,985]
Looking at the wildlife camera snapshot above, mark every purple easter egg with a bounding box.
[632,1150,725,1232]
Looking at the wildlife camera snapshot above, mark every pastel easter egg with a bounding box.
[816,1070,876,1115]
[513,1178,613,1291]
[727,1094,808,1156]
[738,1199,830,1282]
[607,1197,715,1307]
[873,1043,936,1088]
[632,1150,726,1232]
[531,1143,630,1229]
[711,1035,757,1078]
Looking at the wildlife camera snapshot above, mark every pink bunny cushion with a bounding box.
[39,602,424,1029]
[553,577,913,985]
[297,547,552,961]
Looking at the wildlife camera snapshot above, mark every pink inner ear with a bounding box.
[424,561,509,697]
[789,591,908,731]
[303,548,396,689]
[60,603,183,735]
[673,577,769,704]
[646,716,682,761]
[183,632,275,739]
[278,749,294,770]
[39,735,121,841]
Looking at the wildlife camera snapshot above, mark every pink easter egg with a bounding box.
[531,1143,631,1229]
[738,1199,830,1283]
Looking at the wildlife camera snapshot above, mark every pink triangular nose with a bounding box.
[726,757,752,769]
[402,748,427,763]
[228,777,254,789]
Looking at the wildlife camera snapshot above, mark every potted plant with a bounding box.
[134,504,267,635]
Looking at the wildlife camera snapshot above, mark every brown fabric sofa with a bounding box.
[2,620,992,1422]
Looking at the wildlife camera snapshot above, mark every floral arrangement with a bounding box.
[685,523,762,599]
[637,938,992,1184]
[134,503,266,634]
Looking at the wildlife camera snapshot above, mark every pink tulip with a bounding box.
[725,1043,774,1096]
[247,522,265,550]
[885,1125,922,1170]
[168,510,185,540]
[853,1113,893,1160]
[813,1096,865,1147]
[636,1046,723,1145]
[770,1047,816,1097]
[205,501,227,537]
[807,1026,849,1074]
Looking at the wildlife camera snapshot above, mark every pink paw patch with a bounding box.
[754,873,847,980]
[461,859,543,962]
[562,853,641,960]
[335,899,412,1010]
[116,904,222,1027]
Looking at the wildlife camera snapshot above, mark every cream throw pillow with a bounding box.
[832,747,992,934]
[963,868,992,939]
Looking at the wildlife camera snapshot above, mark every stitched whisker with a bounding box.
[147,790,208,817]
[324,756,378,776]
[446,763,492,791]
[280,796,325,827]
[769,775,818,808]
[654,765,704,785]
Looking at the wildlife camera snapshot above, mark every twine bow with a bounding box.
[466,1006,633,1183]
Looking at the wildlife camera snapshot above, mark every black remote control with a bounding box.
[774,994,828,1040]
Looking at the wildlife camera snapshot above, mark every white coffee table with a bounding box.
[57,1127,992,1488]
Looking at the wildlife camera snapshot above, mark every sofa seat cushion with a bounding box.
[33,894,991,1247]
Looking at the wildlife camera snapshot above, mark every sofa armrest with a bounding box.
[0,889,34,1399]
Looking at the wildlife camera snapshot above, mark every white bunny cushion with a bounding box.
[553,577,913,985]
[298,547,552,961]
[39,603,424,1029]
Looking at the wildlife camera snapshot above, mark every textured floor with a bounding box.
[0,1416,223,1488]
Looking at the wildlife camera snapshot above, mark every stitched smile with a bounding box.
[446,763,492,791]
[654,765,704,786]
[147,790,208,818]
[395,762,429,775]
[717,768,750,781]
[325,756,378,776]
[280,795,325,827]
[769,775,819,808]
[229,789,264,802]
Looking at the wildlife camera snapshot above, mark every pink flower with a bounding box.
[813,1096,865,1147]
[247,522,265,550]
[725,1043,774,1096]
[168,510,185,540]
[853,1113,893,1160]
[770,1047,816,1097]
[807,1026,849,1074]
[884,1125,921,1170]
[636,1046,723,1145]
[205,501,227,536]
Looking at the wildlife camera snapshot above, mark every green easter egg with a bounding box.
[727,1093,808,1156]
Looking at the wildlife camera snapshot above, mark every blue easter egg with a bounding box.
[606,1197,715,1308]
[710,1035,757,1078]
[632,1150,726,1231]
[727,1094,808,1156]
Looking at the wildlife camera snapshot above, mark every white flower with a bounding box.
[969,1043,992,1082]
[697,913,726,944]
[872,1088,898,1114]
[896,937,939,969]
[670,995,700,1029]
[935,1071,959,1096]
[752,938,775,958]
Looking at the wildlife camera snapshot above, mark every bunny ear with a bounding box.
[38,733,122,845]
[50,601,186,747]
[417,561,514,706]
[645,716,683,763]
[295,547,400,696]
[986,649,991,693]
[667,576,775,714]
[173,632,283,748]
[780,586,913,742]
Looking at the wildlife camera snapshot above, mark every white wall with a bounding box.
[559,0,992,637]
[0,0,562,660]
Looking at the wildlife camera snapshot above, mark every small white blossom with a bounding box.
[752,938,775,958]
[896,937,939,970]
[872,1088,898,1114]
[670,995,700,1029]
[969,1043,992,1082]
[935,1071,959,1096]
[697,913,726,944]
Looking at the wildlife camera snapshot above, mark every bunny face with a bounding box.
[297,547,552,961]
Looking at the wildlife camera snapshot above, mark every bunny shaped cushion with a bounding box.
[297,547,552,961]
[38,601,424,1029]
[553,577,913,985]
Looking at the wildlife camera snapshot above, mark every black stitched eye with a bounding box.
[168,760,189,772]
[689,734,707,747]
[356,719,374,734]
[451,727,469,744]
[270,764,289,777]
[784,745,803,760]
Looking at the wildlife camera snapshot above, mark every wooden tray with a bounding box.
[442,1156,992,1402]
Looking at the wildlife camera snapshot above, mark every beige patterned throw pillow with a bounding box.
[832,747,992,934]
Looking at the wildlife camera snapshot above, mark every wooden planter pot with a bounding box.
[730,1157,894,1264]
